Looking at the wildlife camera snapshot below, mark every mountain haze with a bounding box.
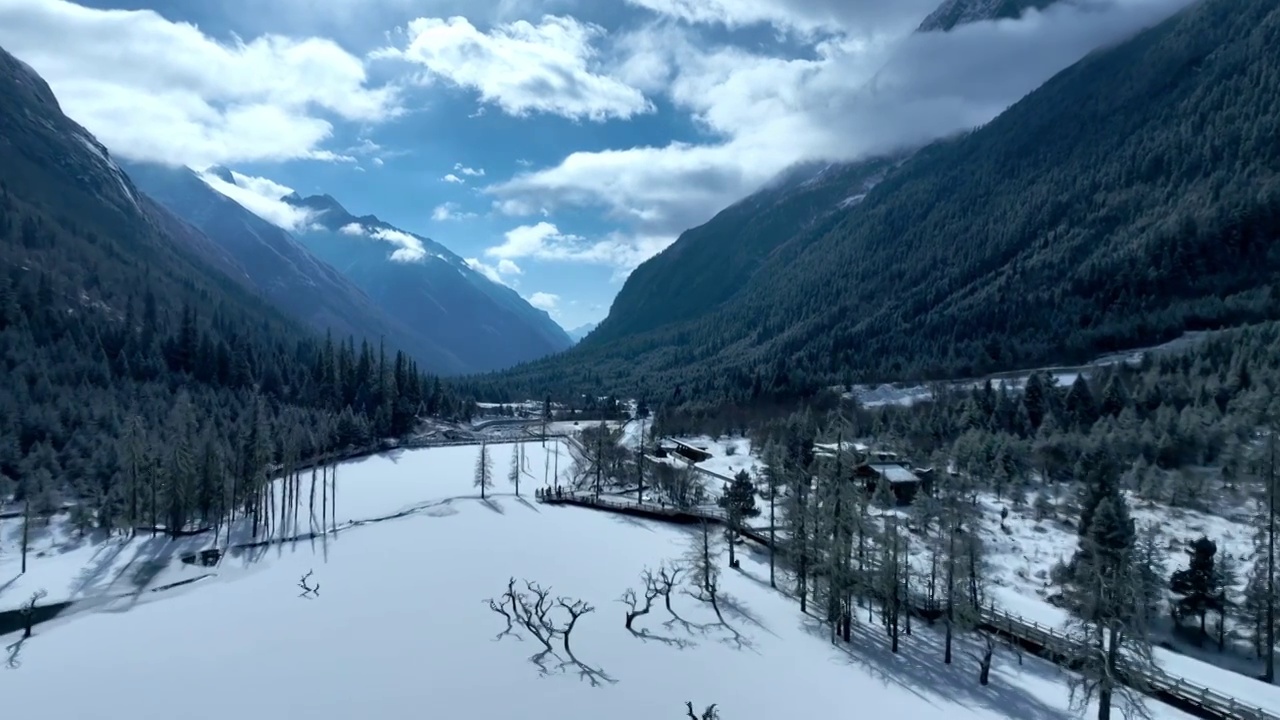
[917,0,1059,32]
[117,160,441,366]
[588,0,1065,351]
[280,192,572,375]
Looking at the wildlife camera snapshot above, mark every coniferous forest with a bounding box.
[474,0,1280,411]
[0,51,474,533]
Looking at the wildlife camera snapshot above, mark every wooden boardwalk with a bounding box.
[538,492,1279,720]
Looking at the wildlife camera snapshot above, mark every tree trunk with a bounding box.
[21,497,30,574]
[1267,433,1276,682]
[769,485,776,589]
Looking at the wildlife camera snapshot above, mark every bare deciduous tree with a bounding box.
[621,569,662,630]
[685,701,721,719]
[19,589,48,639]
[298,570,319,598]
[484,577,615,686]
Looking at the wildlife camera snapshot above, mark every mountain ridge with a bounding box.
[481,0,1280,405]
[276,189,573,374]
[117,159,464,371]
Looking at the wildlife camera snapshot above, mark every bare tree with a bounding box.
[685,701,721,719]
[475,441,494,499]
[20,589,48,639]
[484,577,614,686]
[298,570,319,598]
[621,568,662,630]
[969,631,996,686]
[686,519,725,622]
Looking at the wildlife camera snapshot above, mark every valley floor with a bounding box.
[0,441,1198,720]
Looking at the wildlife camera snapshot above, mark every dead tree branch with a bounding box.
[485,577,615,686]
[298,570,319,598]
[685,701,720,719]
[621,567,663,629]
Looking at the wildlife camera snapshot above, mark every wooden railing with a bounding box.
[541,490,1280,720]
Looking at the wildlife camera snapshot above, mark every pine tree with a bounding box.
[1066,490,1153,720]
[717,469,759,568]
[1170,536,1218,637]
[475,442,494,499]
[508,445,521,496]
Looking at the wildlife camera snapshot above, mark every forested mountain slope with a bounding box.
[0,45,469,525]
[477,0,1280,407]
[916,0,1058,32]
[118,161,479,375]
[281,191,572,375]
[587,157,904,346]
[587,0,1062,349]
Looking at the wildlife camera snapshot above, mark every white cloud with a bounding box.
[497,259,523,275]
[464,257,509,286]
[485,221,674,278]
[431,201,479,221]
[372,15,652,121]
[624,0,937,36]
[527,291,560,313]
[197,169,317,231]
[0,0,401,167]
[442,173,465,184]
[454,162,485,177]
[490,0,1195,242]
[338,222,428,262]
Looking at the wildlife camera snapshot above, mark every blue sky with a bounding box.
[0,0,1194,330]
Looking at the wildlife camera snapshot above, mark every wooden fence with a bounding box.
[540,491,1279,720]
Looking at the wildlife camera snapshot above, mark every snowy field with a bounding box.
[0,441,1199,720]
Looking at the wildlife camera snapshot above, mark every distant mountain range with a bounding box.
[277,189,572,374]
[121,163,571,376]
[117,160,421,358]
[566,322,598,343]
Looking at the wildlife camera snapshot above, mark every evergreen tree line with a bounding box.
[0,178,475,535]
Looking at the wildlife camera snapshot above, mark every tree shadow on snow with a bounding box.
[799,615,1072,720]
[480,498,506,515]
[610,513,656,533]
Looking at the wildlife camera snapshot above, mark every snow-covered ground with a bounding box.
[843,331,1215,408]
[974,486,1280,713]
[656,435,765,482]
[0,441,1198,720]
[0,443,575,616]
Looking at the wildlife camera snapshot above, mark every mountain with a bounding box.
[586,0,1057,350]
[484,0,1280,405]
[587,156,905,347]
[0,44,469,519]
[917,0,1059,32]
[116,160,446,367]
[275,192,572,375]
[567,322,598,343]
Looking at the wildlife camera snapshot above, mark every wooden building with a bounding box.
[852,462,928,505]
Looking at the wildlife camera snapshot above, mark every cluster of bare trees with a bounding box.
[485,578,615,686]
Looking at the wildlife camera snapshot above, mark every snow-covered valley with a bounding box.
[0,440,1210,719]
